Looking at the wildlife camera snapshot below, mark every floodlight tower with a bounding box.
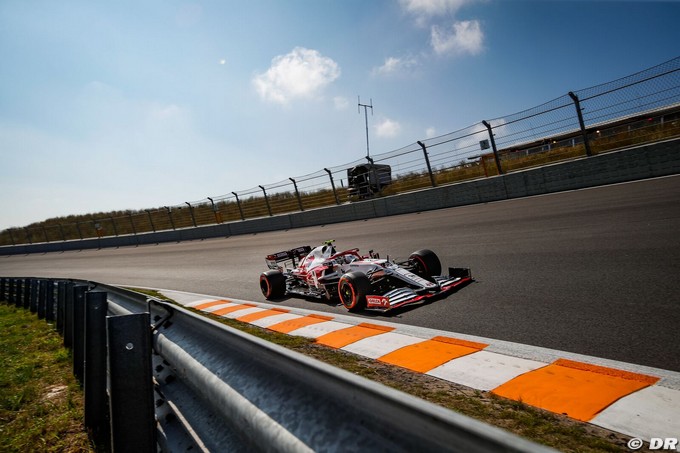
[358,96,373,159]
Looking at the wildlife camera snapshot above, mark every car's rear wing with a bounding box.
[265,246,312,270]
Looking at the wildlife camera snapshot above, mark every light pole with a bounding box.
[358,96,373,159]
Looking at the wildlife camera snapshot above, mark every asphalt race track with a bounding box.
[2,175,679,371]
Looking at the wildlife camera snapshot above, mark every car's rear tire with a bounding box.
[338,272,370,312]
[260,270,286,299]
[409,249,441,279]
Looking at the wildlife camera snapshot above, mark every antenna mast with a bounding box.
[358,96,373,159]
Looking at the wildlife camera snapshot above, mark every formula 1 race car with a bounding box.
[259,240,472,312]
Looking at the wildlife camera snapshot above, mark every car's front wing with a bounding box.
[365,267,472,312]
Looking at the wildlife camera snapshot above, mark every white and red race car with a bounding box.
[259,240,472,312]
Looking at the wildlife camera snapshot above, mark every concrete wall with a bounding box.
[2,138,678,256]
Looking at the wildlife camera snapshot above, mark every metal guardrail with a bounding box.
[0,277,555,452]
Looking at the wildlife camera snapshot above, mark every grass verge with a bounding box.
[131,288,644,453]
[0,303,93,452]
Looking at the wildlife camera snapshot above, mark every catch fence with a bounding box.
[2,57,679,246]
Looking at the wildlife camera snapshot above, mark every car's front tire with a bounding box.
[409,249,442,279]
[338,272,370,312]
[260,270,286,299]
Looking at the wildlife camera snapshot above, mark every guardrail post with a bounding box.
[482,120,504,175]
[568,91,593,157]
[417,141,437,187]
[38,279,47,319]
[7,278,16,305]
[57,281,66,333]
[232,192,245,220]
[324,168,340,205]
[259,185,273,216]
[72,284,88,384]
[29,279,39,312]
[84,291,110,447]
[290,178,304,211]
[9,278,16,306]
[107,313,155,452]
[22,278,31,309]
[45,280,55,323]
[64,282,75,348]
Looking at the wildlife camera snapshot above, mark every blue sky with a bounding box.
[1,0,679,231]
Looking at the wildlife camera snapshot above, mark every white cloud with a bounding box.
[400,0,474,26]
[400,0,469,17]
[333,96,349,110]
[372,56,420,76]
[431,20,484,56]
[426,127,437,138]
[253,47,340,104]
[375,118,401,138]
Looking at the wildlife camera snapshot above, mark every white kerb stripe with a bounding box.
[427,351,546,391]
[342,332,424,359]
[250,312,303,328]
[287,321,350,339]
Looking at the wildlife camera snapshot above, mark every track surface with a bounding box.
[2,176,679,371]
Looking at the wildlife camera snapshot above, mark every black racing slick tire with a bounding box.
[337,272,370,312]
[409,249,442,279]
[260,270,286,299]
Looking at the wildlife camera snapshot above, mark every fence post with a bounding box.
[208,197,223,224]
[8,229,16,246]
[107,313,155,452]
[290,178,304,211]
[324,168,340,205]
[232,192,245,220]
[42,226,50,243]
[58,224,66,241]
[259,185,273,216]
[417,141,437,187]
[24,228,32,244]
[145,210,157,233]
[0,278,5,302]
[72,284,88,384]
[164,207,176,230]
[84,291,110,447]
[482,120,504,175]
[128,213,137,236]
[76,222,84,240]
[185,202,198,227]
[568,91,593,157]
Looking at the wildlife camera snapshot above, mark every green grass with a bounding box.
[0,303,93,452]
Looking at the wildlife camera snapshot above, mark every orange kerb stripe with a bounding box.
[378,336,488,373]
[492,359,660,422]
[316,323,394,349]
[193,299,232,310]
[236,308,290,323]
[268,314,334,334]
[211,303,257,316]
